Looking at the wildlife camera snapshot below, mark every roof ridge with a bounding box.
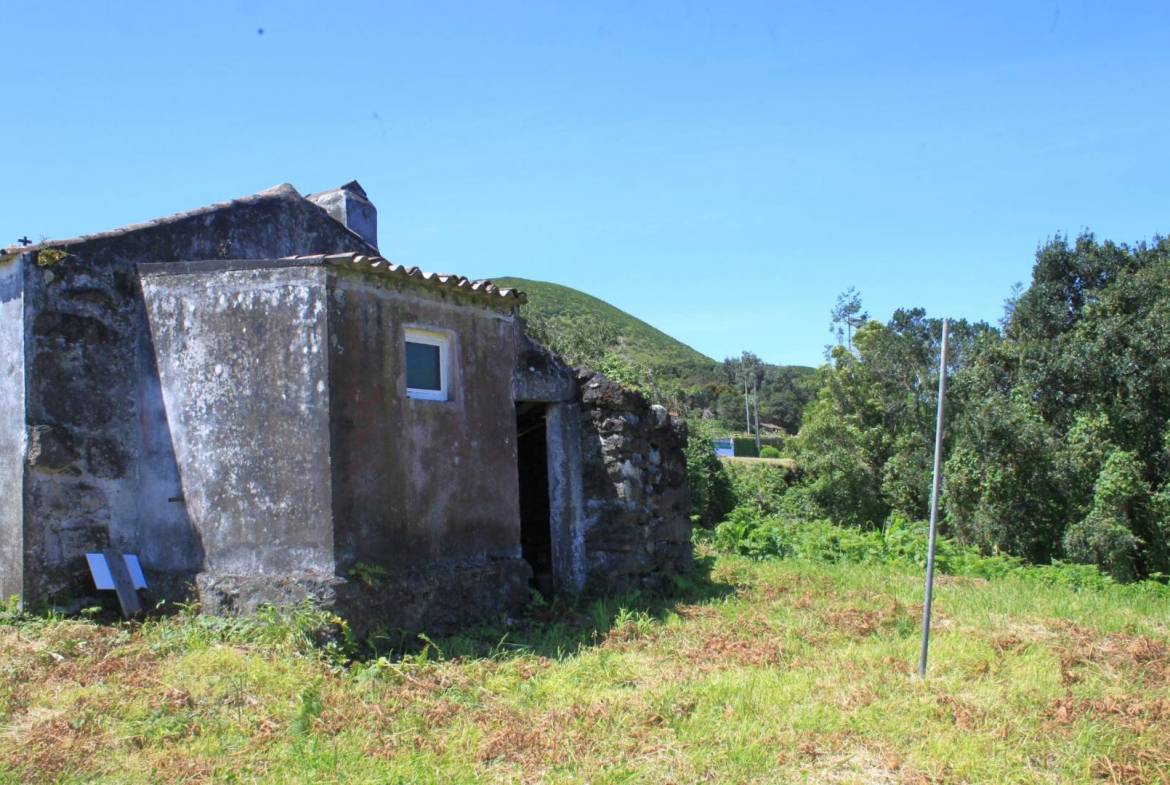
[2,183,304,254]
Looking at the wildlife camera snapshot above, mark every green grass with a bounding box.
[2,551,1168,784]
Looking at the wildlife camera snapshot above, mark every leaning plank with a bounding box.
[102,550,143,618]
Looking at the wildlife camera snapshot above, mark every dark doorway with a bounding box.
[516,402,554,598]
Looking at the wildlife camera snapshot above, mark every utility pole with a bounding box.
[918,319,949,679]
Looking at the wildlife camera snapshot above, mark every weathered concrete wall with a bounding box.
[16,185,374,604]
[546,402,587,594]
[8,181,695,624]
[514,334,587,594]
[577,370,692,592]
[141,263,336,598]
[514,331,577,403]
[0,254,25,601]
[328,273,530,630]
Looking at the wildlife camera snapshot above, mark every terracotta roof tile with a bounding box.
[277,252,526,306]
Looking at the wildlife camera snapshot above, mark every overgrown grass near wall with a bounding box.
[2,549,1169,784]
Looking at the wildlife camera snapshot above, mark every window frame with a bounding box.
[404,327,450,401]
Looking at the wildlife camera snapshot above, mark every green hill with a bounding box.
[494,277,718,384]
[496,277,817,432]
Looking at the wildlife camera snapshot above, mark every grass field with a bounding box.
[2,548,1169,784]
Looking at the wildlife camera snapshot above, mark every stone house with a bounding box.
[0,182,691,630]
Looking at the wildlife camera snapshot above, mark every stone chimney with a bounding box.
[307,181,378,249]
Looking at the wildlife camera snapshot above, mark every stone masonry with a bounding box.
[577,370,692,591]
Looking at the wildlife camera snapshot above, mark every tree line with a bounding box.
[784,233,1170,580]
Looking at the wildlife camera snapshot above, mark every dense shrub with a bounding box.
[731,436,784,458]
[684,418,735,526]
[759,445,782,459]
[711,506,1170,597]
[721,459,792,516]
[1062,450,1146,581]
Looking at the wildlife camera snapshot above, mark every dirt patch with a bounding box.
[476,710,567,766]
[687,629,785,669]
[421,698,464,728]
[750,581,794,603]
[139,755,216,784]
[825,601,915,639]
[3,707,109,784]
[472,698,673,779]
[671,615,787,671]
[988,633,1028,656]
[934,695,985,731]
[808,742,950,785]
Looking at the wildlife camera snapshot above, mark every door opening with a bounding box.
[516,402,554,598]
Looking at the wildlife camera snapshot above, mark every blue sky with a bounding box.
[3,1,1167,366]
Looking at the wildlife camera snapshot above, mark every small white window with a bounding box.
[404,328,450,401]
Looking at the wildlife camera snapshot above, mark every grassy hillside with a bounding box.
[494,277,718,384]
[3,550,1168,783]
[496,277,817,431]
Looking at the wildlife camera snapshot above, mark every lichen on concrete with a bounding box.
[2,181,693,631]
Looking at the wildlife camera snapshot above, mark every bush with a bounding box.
[759,445,782,459]
[1062,450,1147,581]
[685,418,735,526]
[711,506,1170,598]
[731,436,784,458]
[721,459,792,516]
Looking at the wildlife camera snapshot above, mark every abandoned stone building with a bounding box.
[0,182,691,630]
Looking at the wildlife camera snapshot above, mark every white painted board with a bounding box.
[123,554,147,589]
[86,553,115,590]
[86,553,148,591]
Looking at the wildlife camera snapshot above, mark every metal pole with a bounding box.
[918,318,949,679]
[744,376,751,434]
[753,376,762,454]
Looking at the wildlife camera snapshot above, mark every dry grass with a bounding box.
[1,553,1168,784]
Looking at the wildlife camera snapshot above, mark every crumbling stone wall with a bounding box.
[577,370,692,591]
